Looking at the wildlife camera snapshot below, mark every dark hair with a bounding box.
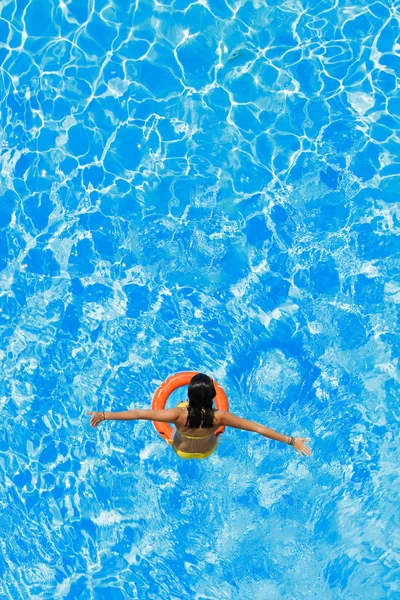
[186,373,216,429]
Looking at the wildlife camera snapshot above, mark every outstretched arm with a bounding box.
[87,408,181,428]
[218,410,311,456]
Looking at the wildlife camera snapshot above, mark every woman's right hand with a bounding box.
[87,411,105,428]
[292,437,312,456]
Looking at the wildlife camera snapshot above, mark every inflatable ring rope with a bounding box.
[152,371,228,443]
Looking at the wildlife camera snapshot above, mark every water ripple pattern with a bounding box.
[0,0,399,598]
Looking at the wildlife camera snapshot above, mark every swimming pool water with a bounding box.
[1,0,399,598]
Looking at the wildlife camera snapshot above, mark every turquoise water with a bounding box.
[1,0,400,598]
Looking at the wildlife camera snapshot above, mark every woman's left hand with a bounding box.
[87,411,105,428]
[292,437,312,456]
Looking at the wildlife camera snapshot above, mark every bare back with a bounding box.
[173,406,222,453]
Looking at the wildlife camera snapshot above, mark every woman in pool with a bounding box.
[87,373,312,459]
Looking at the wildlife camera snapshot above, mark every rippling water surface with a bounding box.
[1,0,399,598]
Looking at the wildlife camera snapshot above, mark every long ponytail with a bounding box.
[186,373,216,429]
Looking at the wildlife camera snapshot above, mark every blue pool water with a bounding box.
[1,0,399,598]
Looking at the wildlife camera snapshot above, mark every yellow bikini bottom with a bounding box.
[171,444,217,460]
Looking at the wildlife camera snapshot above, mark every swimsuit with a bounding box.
[172,401,218,460]
[172,445,217,460]
[179,432,214,439]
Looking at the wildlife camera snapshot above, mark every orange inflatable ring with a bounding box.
[152,371,228,443]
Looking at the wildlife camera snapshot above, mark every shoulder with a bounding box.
[213,409,228,426]
[175,406,188,426]
[214,410,245,428]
